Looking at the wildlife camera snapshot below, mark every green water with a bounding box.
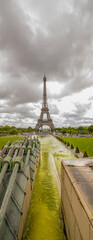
[23,136,75,240]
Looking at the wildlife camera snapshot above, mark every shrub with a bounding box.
[67,142,70,146]
[71,144,74,149]
[83,151,88,158]
[75,146,79,153]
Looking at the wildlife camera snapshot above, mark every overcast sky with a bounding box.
[0,0,93,128]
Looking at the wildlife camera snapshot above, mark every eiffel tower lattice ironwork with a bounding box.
[35,75,55,130]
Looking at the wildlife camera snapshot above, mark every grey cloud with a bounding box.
[0,0,93,82]
[48,103,60,115]
[63,102,91,118]
[0,0,93,126]
[0,102,38,127]
[74,102,91,115]
[0,102,36,118]
[61,118,93,128]
[61,102,92,127]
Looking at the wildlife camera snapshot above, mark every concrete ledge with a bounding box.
[61,159,93,240]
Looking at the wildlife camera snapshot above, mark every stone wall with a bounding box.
[61,161,93,240]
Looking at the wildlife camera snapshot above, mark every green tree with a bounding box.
[88,125,93,133]
[26,127,33,132]
[9,129,18,135]
[61,129,67,134]
[2,125,11,131]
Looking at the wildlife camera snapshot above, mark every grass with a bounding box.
[0,136,23,150]
[59,137,93,157]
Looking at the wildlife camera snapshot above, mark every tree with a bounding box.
[2,125,11,131]
[26,127,33,132]
[9,129,18,135]
[88,125,93,133]
[77,126,85,130]
[61,129,67,134]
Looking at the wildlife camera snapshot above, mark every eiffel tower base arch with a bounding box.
[35,119,55,131]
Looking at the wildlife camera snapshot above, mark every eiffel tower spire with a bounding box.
[35,75,55,130]
[42,74,47,108]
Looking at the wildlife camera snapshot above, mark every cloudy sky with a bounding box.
[0,0,93,128]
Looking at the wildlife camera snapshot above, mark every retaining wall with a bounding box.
[61,160,93,240]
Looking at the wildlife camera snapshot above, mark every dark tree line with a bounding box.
[0,126,34,135]
[55,125,93,135]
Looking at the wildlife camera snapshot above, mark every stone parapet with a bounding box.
[61,158,93,240]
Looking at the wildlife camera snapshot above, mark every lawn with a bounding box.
[0,136,23,150]
[58,137,93,157]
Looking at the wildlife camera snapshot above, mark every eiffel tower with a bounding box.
[35,75,55,131]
